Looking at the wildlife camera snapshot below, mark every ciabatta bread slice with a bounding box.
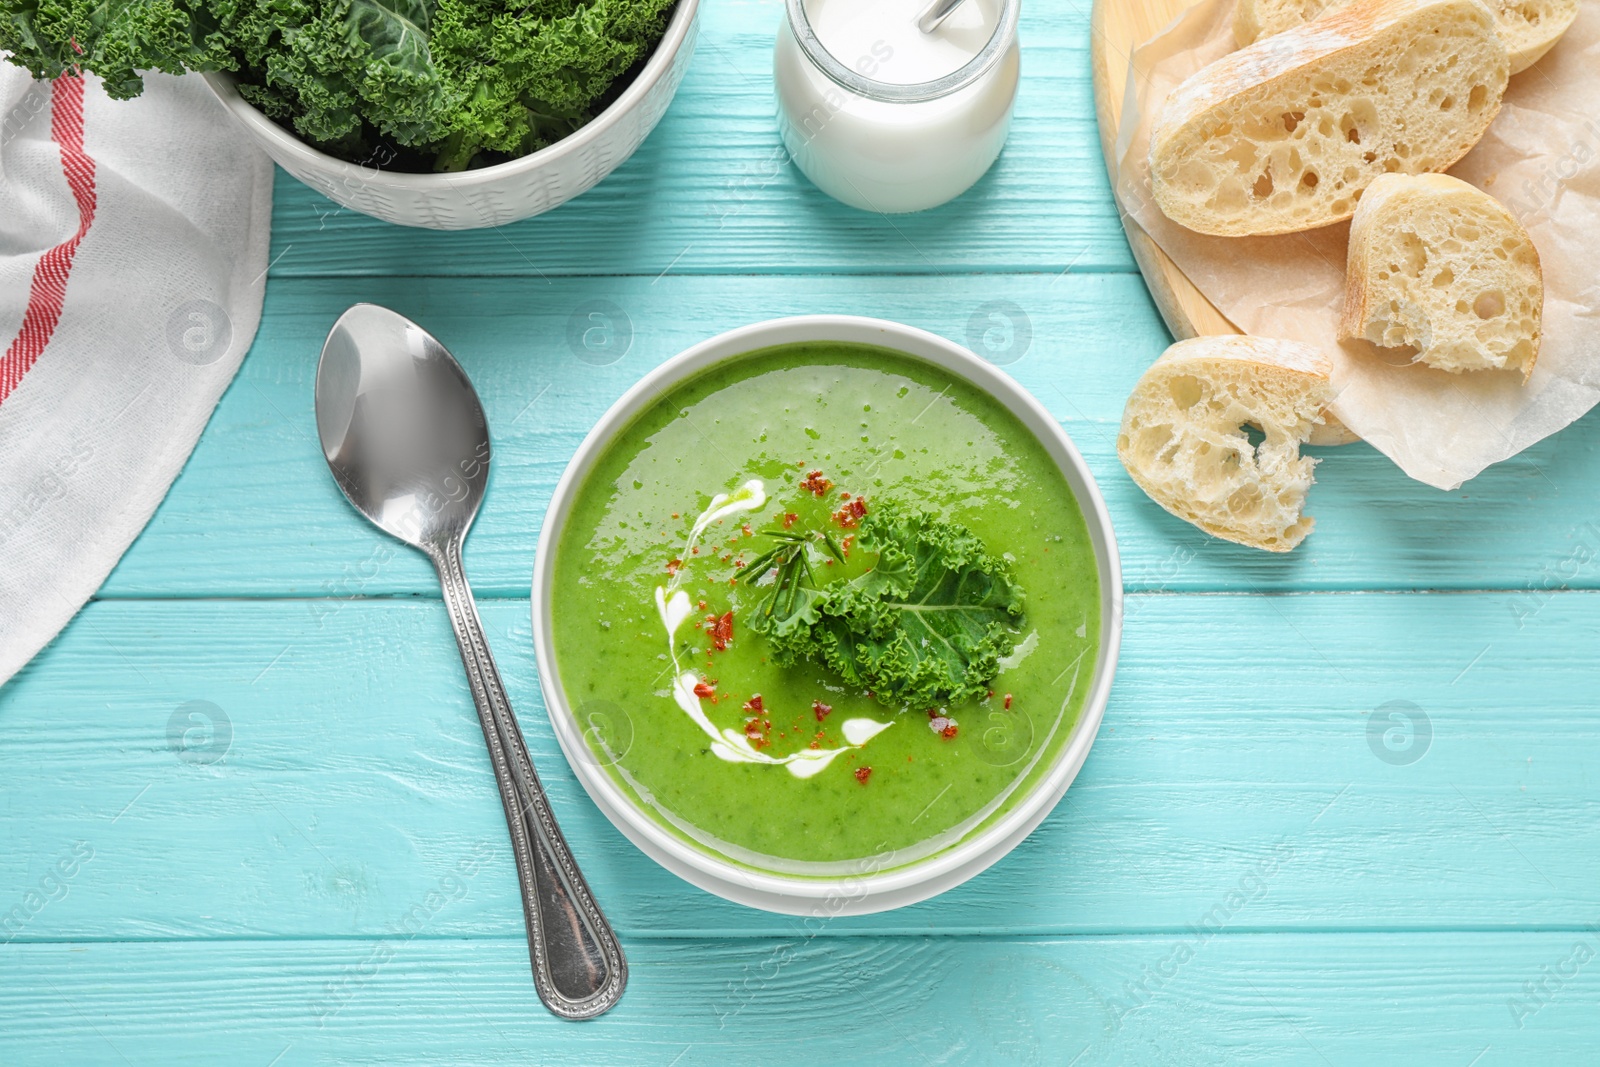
[1117,336,1334,552]
[1235,0,1577,74]
[1151,0,1509,237]
[1235,0,1342,49]
[1340,172,1542,377]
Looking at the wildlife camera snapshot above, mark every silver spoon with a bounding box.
[314,303,625,1021]
[916,0,968,33]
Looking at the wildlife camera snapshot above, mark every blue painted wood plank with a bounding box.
[99,275,1600,600]
[263,0,1133,277]
[3,594,1596,941]
[2,933,1594,1064]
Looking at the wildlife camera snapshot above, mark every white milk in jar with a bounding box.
[774,0,1021,213]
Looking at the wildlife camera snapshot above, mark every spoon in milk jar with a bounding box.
[315,304,626,1020]
[916,0,970,32]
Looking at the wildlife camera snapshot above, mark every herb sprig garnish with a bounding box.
[744,501,1025,709]
[740,528,845,622]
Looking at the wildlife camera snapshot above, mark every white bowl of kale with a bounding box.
[2,0,699,229]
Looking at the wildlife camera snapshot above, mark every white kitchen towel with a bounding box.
[0,68,274,685]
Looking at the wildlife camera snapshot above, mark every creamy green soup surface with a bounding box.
[551,343,1100,874]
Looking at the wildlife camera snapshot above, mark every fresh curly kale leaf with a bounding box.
[270,0,454,151]
[429,0,675,169]
[747,503,1025,710]
[0,0,679,170]
[0,0,236,99]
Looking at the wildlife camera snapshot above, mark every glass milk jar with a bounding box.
[774,0,1021,213]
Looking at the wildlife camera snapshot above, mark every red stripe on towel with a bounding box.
[0,75,98,404]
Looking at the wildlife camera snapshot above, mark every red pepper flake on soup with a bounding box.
[800,469,834,497]
[742,695,770,748]
[812,700,832,722]
[854,766,872,785]
[832,497,867,529]
[709,611,734,651]
[665,558,683,575]
[693,680,717,700]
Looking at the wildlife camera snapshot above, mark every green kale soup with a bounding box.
[551,343,1100,873]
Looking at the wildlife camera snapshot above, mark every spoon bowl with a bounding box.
[316,304,490,549]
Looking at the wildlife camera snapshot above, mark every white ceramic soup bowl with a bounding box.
[532,316,1122,915]
[202,0,699,230]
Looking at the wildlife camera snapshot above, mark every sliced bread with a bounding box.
[1117,336,1335,552]
[1235,0,1578,74]
[1150,0,1509,237]
[1235,0,1342,49]
[1340,172,1542,376]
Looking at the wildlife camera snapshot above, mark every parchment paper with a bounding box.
[1113,0,1600,489]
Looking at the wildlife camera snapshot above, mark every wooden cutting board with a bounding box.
[1089,0,1238,341]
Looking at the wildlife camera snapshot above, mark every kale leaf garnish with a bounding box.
[745,502,1025,710]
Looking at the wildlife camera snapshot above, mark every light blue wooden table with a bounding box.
[5,1,1599,1063]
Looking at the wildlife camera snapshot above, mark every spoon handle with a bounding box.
[431,534,627,1020]
[916,0,967,33]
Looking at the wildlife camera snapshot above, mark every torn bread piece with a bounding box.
[1151,0,1509,237]
[1340,172,1542,377]
[1118,336,1335,552]
[1235,0,1577,75]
